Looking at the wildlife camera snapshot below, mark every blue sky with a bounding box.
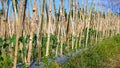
[0,2,2,10]
[0,0,120,15]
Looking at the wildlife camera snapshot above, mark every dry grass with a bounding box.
[109,54,120,68]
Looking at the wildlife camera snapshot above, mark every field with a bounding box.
[0,0,120,68]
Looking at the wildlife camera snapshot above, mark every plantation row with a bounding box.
[0,0,120,68]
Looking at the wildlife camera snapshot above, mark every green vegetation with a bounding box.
[60,34,120,68]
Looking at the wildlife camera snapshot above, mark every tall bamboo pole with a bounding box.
[59,0,64,56]
[27,0,38,67]
[85,4,92,47]
[37,0,46,64]
[46,0,52,56]
[71,0,76,50]
[12,0,19,68]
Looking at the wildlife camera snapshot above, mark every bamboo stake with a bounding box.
[37,0,46,64]
[12,0,19,67]
[27,0,38,67]
[85,5,92,47]
[46,0,52,56]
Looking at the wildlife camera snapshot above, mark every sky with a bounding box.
[0,0,120,15]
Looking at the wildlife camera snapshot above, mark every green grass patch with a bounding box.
[60,34,120,68]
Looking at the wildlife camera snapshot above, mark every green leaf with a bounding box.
[0,50,2,55]
[25,35,30,43]
[10,35,16,45]
[0,56,4,61]
[3,43,9,49]
[32,34,37,44]
[23,48,27,56]
[19,36,24,42]
[0,38,3,47]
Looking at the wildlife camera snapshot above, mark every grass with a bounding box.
[60,34,120,68]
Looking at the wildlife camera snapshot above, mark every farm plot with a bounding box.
[0,0,120,68]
